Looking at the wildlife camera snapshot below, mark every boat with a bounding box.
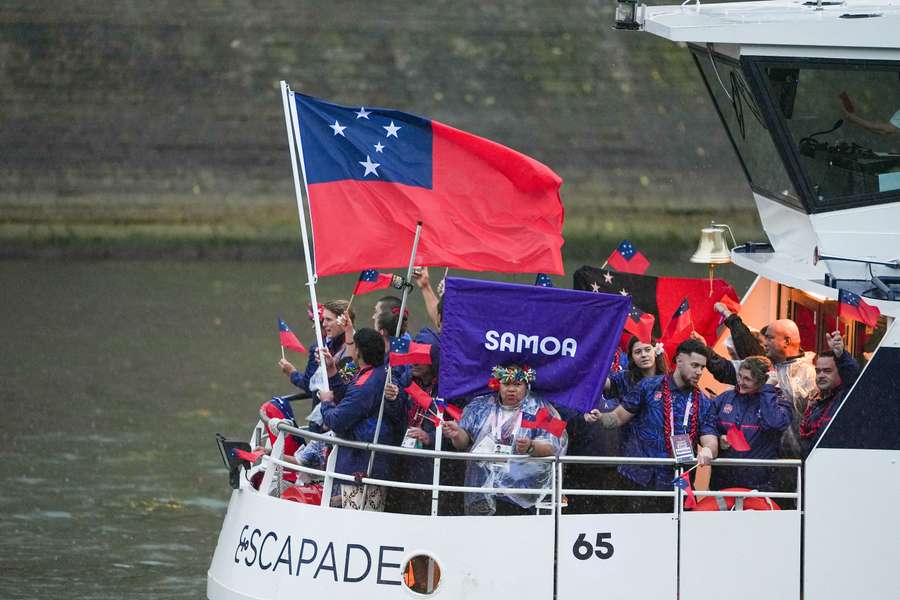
[207,2,900,598]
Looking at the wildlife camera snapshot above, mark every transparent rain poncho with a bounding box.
[458,393,568,515]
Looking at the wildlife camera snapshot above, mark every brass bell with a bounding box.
[690,226,732,265]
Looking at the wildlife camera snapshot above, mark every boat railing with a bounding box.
[251,421,801,514]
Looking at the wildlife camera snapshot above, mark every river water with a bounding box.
[0,259,752,599]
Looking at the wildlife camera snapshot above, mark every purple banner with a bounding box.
[439,277,631,413]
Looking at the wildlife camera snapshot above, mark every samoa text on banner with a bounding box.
[439,277,631,413]
[293,93,565,276]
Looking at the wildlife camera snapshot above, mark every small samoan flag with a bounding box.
[435,398,462,422]
[520,407,567,438]
[232,448,266,464]
[404,381,434,411]
[535,273,554,288]
[838,289,880,328]
[278,318,307,353]
[726,424,752,452]
[606,240,650,275]
[663,298,693,345]
[673,472,697,509]
[389,336,433,366]
[354,269,395,295]
[624,304,655,344]
[718,293,742,315]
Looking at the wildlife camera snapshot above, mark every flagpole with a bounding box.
[281,81,329,393]
[363,221,424,502]
[346,293,356,314]
[431,402,443,517]
[281,345,285,360]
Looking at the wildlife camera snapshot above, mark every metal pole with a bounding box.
[281,81,329,392]
[259,431,286,495]
[430,404,443,517]
[363,222,424,502]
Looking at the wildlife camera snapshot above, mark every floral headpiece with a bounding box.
[487,365,536,390]
[307,303,325,323]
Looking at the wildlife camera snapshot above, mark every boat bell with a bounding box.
[690,225,732,265]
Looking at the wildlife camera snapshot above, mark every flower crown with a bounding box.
[487,365,536,390]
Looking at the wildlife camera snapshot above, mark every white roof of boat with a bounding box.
[643,0,900,49]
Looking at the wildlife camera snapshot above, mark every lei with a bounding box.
[661,377,700,457]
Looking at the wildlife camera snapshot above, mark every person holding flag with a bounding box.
[711,356,792,491]
[441,363,568,516]
[279,299,355,398]
[593,339,719,512]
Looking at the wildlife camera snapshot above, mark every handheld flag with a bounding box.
[389,337,433,366]
[606,240,650,275]
[726,424,752,452]
[232,448,266,464]
[624,305,655,344]
[838,289,880,328]
[353,269,395,295]
[535,273,554,288]
[278,318,307,353]
[718,293,742,315]
[663,298,693,345]
[673,472,697,509]
[405,381,434,412]
[436,399,462,422]
[520,407,567,438]
[293,93,564,276]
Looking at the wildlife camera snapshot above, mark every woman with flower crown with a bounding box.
[442,363,568,516]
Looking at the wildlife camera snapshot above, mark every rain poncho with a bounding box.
[458,392,567,515]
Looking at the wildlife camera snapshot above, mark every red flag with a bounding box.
[439,401,462,422]
[624,305,655,344]
[719,293,742,315]
[676,472,697,509]
[662,298,693,345]
[233,448,266,464]
[296,94,564,276]
[606,240,650,275]
[390,341,433,366]
[838,289,881,328]
[278,318,307,353]
[404,381,434,411]
[353,269,395,295]
[726,424,752,452]
[521,407,567,437]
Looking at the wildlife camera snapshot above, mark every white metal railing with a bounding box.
[250,421,801,514]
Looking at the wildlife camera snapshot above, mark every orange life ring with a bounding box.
[692,487,781,511]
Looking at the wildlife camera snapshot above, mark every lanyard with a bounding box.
[669,395,692,434]
[492,403,523,443]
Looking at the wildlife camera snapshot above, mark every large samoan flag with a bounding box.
[293,93,565,276]
[439,277,631,413]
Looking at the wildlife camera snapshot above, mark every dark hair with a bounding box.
[376,295,402,310]
[739,356,772,386]
[815,350,838,363]
[675,338,708,359]
[375,306,408,336]
[626,336,667,385]
[354,328,385,367]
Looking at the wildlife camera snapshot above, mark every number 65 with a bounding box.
[572,532,614,560]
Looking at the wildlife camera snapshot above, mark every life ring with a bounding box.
[692,487,781,511]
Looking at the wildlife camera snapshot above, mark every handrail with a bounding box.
[274,422,801,468]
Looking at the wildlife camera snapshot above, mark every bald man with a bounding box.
[764,319,816,457]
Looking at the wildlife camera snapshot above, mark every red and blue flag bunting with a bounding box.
[353,269,395,295]
[278,318,307,353]
[293,93,564,276]
[606,240,650,275]
[838,289,880,328]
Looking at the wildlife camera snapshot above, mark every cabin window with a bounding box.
[690,46,802,209]
[744,56,900,213]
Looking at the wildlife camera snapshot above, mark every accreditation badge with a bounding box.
[671,434,695,464]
